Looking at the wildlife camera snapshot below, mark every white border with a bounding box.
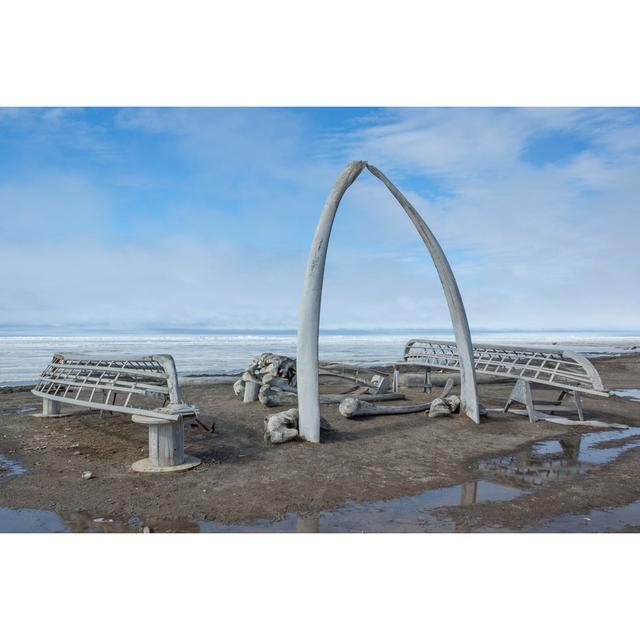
[1,1,639,637]
[0,0,639,106]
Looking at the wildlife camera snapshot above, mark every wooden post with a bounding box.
[149,420,185,466]
[131,415,201,472]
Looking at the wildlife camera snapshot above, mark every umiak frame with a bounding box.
[296,161,480,443]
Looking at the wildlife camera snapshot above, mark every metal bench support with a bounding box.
[131,414,201,473]
[504,379,536,423]
[504,381,586,423]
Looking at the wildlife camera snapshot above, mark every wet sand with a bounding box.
[1,354,640,532]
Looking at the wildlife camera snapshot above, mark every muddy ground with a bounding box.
[1,354,640,532]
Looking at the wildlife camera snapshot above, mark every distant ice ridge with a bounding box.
[0,331,638,386]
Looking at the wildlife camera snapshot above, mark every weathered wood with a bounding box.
[131,414,201,472]
[149,420,185,466]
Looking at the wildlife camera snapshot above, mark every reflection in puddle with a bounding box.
[3,425,640,533]
[0,481,522,533]
[477,426,640,487]
[199,481,523,533]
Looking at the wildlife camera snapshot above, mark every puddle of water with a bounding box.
[0,508,69,533]
[0,453,27,480]
[3,425,639,533]
[477,426,640,487]
[0,480,522,533]
[528,500,640,532]
[612,388,640,402]
[197,480,524,533]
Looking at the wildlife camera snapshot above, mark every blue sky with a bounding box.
[0,107,639,332]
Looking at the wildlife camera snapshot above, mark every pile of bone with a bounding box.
[427,395,460,417]
[233,352,297,405]
[264,408,300,444]
[233,352,396,408]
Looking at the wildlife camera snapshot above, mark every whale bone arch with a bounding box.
[296,161,480,442]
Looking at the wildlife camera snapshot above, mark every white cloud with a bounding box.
[1,108,638,331]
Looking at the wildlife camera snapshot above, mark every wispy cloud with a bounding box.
[0,107,638,331]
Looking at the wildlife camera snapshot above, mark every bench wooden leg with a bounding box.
[131,415,201,473]
[149,419,185,467]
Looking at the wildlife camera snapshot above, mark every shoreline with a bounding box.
[2,346,639,390]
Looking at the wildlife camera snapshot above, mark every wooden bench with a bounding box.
[393,339,611,422]
[31,353,211,471]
